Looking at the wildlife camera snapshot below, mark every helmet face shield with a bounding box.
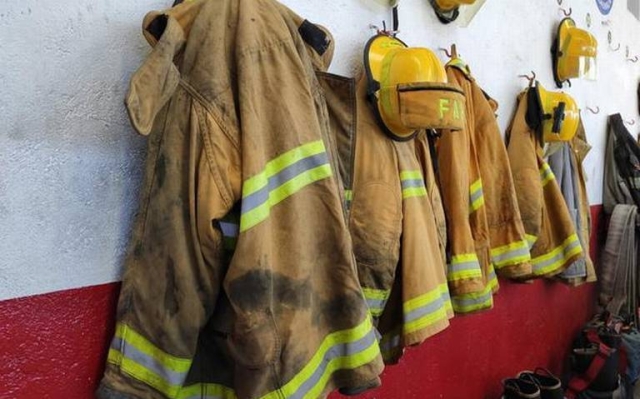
[552,18,598,87]
[365,34,466,141]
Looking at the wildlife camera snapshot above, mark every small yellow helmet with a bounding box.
[526,81,579,142]
[552,18,598,88]
[365,34,465,141]
[430,0,476,23]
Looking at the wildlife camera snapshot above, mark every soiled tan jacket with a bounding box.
[505,91,584,279]
[98,1,383,398]
[340,77,452,363]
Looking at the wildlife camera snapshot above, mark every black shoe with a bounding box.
[503,378,541,399]
[518,368,564,399]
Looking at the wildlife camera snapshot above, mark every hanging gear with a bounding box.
[364,34,465,141]
[429,0,476,24]
[551,18,598,88]
[526,81,579,143]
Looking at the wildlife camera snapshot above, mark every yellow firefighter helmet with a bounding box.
[527,81,579,142]
[365,34,465,141]
[552,18,598,88]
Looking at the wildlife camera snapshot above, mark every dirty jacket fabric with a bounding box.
[505,91,584,279]
[99,1,384,398]
[337,76,452,362]
[446,63,532,282]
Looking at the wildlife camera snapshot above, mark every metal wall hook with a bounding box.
[368,22,398,36]
[560,7,572,16]
[438,47,452,58]
[557,0,562,5]
[439,44,458,59]
[610,42,621,51]
[628,56,639,63]
[624,119,636,126]
[586,12,592,28]
[585,106,600,114]
[518,71,536,87]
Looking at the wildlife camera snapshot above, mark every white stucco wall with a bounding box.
[1,0,639,301]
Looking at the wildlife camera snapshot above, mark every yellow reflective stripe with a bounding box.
[178,384,237,399]
[469,178,484,212]
[469,195,485,212]
[490,239,531,268]
[114,324,191,373]
[540,162,555,187]
[259,317,379,399]
[531,233,583,276]
[242,140,326,197]
[363,288,390,317]
[403,283,451,335]
[469,178,482,194]
[526,234,538,248]
[400,170,423,180]
[447,253,483,281]
[240,164,332,231]
[362,287,390,300]
[108,349,182,398]
[401,170,427,199]
[402,186,428,199]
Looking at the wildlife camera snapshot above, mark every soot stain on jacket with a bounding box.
[313,288,364,331]
[227,269,312,312]
[164,257,180,317]
[155,153,167,189]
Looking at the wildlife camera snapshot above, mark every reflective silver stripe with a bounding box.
[242,152,329,213]
[532,238,582,272]
[491,245,530,265]
[404,296,445,323]
[366,298,387,315]
[470,187,483,204]
[448,260,480,273]
[219,222,239,238]
[110,336,187,387]
[287,328,378,399]
[401,179,425,189]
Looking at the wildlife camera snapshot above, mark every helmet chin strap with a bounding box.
[429,0,460,24]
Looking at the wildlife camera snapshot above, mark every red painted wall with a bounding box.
[0,206,604,399]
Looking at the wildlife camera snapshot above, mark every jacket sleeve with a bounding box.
[99,27,240,399]
[505,92,543,252]
[437,127,486,296]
